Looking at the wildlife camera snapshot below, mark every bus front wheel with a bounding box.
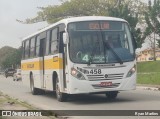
[56,79,67,102]
[105,91,118,99]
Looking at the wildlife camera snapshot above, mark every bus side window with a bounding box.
[22,42,25,59]
[50,28,58,54]
[35,35,40,57]
[123,33,129,49]
[59,31,66,53]
[46,31,51,55]
[30,37,36,58]
[25,39,30,59]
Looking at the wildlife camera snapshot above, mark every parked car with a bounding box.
[4,68,15,78]
[13,69,21,81]
[149,57,154,60]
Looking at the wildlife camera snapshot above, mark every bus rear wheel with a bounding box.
[30,74,40,95]
[105,91,118,99]
[56,79,67,102]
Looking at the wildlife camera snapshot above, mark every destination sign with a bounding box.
[69,21,123,31]
[89,22,110,30]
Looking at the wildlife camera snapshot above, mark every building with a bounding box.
[137,48,160,62]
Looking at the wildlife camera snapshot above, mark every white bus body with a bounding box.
[21,16,137,101]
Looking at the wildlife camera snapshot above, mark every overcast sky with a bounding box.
[0,0,60,48]
[0,0,151,49]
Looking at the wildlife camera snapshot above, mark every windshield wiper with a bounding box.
[104,41,123,64]
[87,45,96,66]
[97,21,123,65]
[87,56,92,66]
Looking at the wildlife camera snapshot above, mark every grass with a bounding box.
[137,61,160,85]
[137,61,160,73]
[137,73,160,85]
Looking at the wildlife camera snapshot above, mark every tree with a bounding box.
[106,0,147,47]
[144,0,160,46]
[0,46,16,68]
[143,0,160,61]
[158,40,160,47]
[1,48,22,69]
[17,0,147,47]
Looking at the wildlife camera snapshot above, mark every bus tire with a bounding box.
[105,91,118,99]
[30,74,39,95]
[56,79,67,102]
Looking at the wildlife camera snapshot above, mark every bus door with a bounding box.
[59,24,67,90]
[60,31,67,89]
[39,37,46,89]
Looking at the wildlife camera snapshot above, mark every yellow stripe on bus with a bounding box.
[21,58,63,70]
[44,58,63,69]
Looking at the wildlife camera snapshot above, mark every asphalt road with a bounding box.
[0,75,160,119]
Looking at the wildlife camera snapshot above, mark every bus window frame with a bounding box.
[22,23,66,58]
[35,35,41,57]
[46,30,51,56]
[50,27,59,55]
[22,42,25,59]
[24,39,30,59]
[30,37,36,58]
[45,24,65,56]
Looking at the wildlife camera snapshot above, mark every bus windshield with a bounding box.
[68,21,135,64]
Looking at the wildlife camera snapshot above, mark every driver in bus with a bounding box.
[105,35,121,48]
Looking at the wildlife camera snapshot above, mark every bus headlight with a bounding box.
[71,68,86,80]
[126,65,136,77]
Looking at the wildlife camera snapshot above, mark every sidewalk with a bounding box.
[137,84,160,91]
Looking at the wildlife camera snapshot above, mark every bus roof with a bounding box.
[22,16,127,41]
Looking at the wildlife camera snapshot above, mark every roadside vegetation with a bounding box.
[0,46,21,70]
[0,91,37,110]
[137,61,160,85]
[0,47,16,69]
[0,91,56,119]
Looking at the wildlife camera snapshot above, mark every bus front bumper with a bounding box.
[67,74,136,94]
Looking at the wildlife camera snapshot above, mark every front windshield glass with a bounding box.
[68,21,135,64]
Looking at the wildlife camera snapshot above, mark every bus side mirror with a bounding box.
[63,33,69,44]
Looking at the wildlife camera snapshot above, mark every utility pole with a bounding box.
[153,31,156,61]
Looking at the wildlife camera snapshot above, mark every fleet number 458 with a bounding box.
[89,69,102,74]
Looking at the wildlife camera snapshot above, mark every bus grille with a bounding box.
[87,73,124,81]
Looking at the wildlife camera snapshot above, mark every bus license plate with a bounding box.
[100,82,112,86]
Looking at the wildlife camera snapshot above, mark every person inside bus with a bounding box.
[105,35,122,48]
[69,31,84,61]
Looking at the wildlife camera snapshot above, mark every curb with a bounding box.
[137,86,160,91]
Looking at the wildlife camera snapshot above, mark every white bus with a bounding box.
[21,16,137,102]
